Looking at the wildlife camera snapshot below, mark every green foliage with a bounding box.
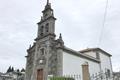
[7,66,14,73]
[49,77,74,80]
[11,67,14,72]
[17,69,20,72]
[21,68,25,72]
[7,66,12,73]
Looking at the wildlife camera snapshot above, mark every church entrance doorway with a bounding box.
[37,69,43,80]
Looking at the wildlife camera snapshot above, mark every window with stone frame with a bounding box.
[96,52,100,59]
[45,23,49,33]
[107,69,111,77]
[27,52,34,66]
[40,48,45,55]
[40,26,44,36]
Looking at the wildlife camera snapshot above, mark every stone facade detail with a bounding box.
[25,1,64,80]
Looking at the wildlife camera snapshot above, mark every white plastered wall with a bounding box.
[62,51,101,79]
[82,51,97,58]
[81,50,113,73]
[99,52,112,73]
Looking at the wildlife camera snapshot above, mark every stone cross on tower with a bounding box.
[47,0,49,4]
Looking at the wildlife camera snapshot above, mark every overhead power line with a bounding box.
[97,0,109,47]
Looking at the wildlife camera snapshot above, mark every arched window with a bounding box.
[45,23,49,32]
[40,26,44,36]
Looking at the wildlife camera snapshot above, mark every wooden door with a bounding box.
[37,69,43,80]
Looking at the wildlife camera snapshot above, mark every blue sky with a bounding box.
[0,0,120,72]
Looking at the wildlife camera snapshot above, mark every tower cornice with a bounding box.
[37,16,56,24]
[35,33,56,41]
[42,8,53,13]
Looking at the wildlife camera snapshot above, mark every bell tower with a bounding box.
[36,0,56,40]
[31,1,59,80]
[25,1,64,80]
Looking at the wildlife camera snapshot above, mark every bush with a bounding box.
[49,77,74,80]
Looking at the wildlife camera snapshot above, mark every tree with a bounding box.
[21,68,25,72]
[17,69,20,72]
[11,67,14,72]
[7,66,12,73]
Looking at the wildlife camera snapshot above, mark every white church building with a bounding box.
[25,0,113,80]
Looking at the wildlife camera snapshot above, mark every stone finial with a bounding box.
[59,33,62,40]
[45,0,51,10]
[52,11,54,16]
[47,0,49,5]
[57,33,64,47]
[29,45,31,48]
[41,16,43,20]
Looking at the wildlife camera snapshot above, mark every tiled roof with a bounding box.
[63,46,100,63]
[79,48,112,57]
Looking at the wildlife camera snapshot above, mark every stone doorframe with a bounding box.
[37,69,43,80]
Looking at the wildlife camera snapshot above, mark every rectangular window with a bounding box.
[96,52,100,59]
[41,48,44,55]
[107,69,110,77]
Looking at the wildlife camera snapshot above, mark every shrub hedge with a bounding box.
[49,77,74,80]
